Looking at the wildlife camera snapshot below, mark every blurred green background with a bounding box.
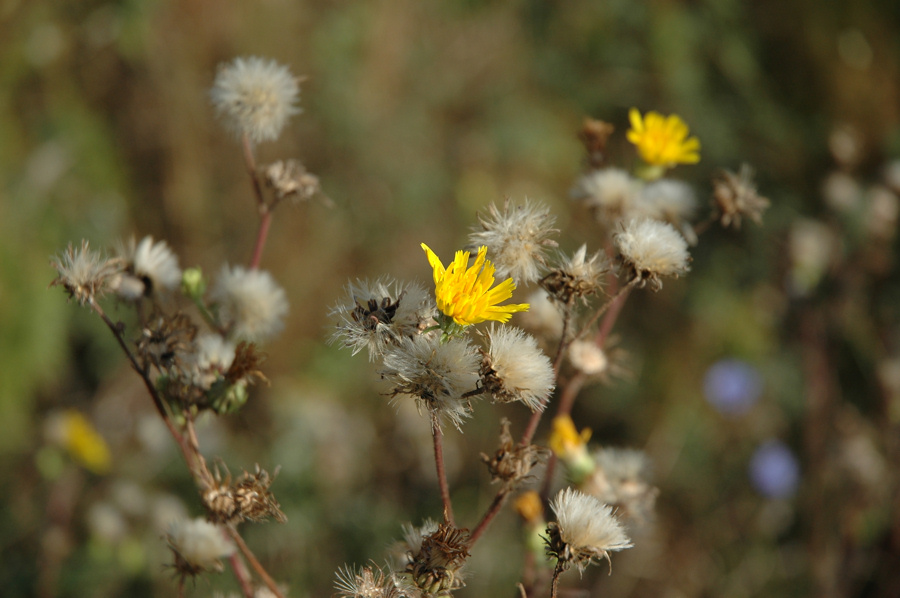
[3,0,900,596]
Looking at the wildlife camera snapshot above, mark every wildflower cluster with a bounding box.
[50,55,315,598]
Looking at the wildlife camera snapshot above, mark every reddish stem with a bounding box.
[468,489,508,546]
[228,527,285,598]
[241,133,273,270]
[431,413,455,526]
[248,210,272,270]
[228,551,255,598]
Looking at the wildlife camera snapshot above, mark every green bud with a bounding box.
[181,267,206,299]
[208,380,249,414]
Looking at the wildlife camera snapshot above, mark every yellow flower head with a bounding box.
[62,410,111,475]
[549,414,591,458]
[514,491,544,524]
[422,243,529,326]
[626,108,701,167]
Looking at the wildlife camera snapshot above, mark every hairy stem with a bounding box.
[431,412,455,526]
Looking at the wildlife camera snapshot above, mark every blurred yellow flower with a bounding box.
[62,410,111,474]
[549,414,591,458]
[421,243,529,326]
[627,108,701,167]
[513,490,544,524]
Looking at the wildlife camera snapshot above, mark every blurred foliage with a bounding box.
[2,0,900,597]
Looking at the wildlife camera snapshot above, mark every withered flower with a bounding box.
[405,523,470,597]
[578,117,616,169]
[202,464,286,525]
[713,164,770,228]
[480,418,549,491]
[540,245,608,305]
[262,159,322,203]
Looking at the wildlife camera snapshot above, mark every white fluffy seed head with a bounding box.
[51,240,122,305]
[210,56,300,144]
[329,278,435,360]
[484,326,555,411]
[549,488,633,571]
[568,340,608,375]
[183,333,236,390]
[614,218,690,287]
[468,199,558,285]
[570,168,640,223]
[113,236,182,299]
[168,517,234,570]
[211,264,289,342]
[517,290,564,339]
[380,334,481,430]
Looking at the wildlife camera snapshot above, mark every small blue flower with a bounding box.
[703,359,762,416]
[749,440,800,499]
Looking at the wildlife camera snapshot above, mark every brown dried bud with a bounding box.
[262,159,321,203]
[712,164,770,229]
[406,523,470,597]
[579,117,616,169]
[480,418,549,491]
[202,464,287,525]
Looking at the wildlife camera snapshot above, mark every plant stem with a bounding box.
[228,526,285,598]
[241,133,273,270]
[431,412,455,526]
[550,562,565,598]
[468,489,508,546]
[228,551,256,598]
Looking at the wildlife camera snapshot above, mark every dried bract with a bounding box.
[202,465,287,525]
[480,418,549,490]
[713,164,770,228]
[405,523,470,597]
[262,159,321,203]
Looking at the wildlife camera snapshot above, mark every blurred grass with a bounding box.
[2,0,900,596]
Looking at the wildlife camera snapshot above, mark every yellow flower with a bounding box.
[422,243,529,326]
[626,108,701,167]
[62,410,111,474]
[549,414,591,458]
[514,491,544,524]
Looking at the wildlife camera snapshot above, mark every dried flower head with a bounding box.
[468,199,558,285]
[211,264,289,342]
[335,563,416,598]
[405,523,470,597]
[137,312,198,373]
[422,244,529,327]
[627,108,700,167]
[50,240,122,305]
[202,465,287,525]
[183,333,236,390]
[713,164,770,228]
[585,447,659,523]
[330,278,435,360]
[481,326,555,411]
[210,56,300,143]
[579,117,616,168]
[480,418,549,490]
[540,245,608,305]
[262,159,321,203]
[570,168,639,224]
[112,236,182,300]
[380,334,481,430]
[546,488,633,574]
[614,218,690,290]
[167,517,234,577]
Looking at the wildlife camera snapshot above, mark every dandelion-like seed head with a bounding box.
[634,179,698,244]
[627,108,700,168]
[481,326,554,412]
[210,56,300,144]
[335,563,412,598]
[211,264,289,342]
[540,245,608,305]
[167,517,234,576]
[330,278,435,360]
[568,339,608,376]
[380,334,481,430]
[517,290,564,340]
[570,168,640,224]
[183,333,236,390]
[713,163,770,228]
[112,236,182,300]
[546,487,633,574]
[422,243,529,328]
[468,199,558,285]
[614,218,690,290]
[50,240,122,305]
[587,447,659,523]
